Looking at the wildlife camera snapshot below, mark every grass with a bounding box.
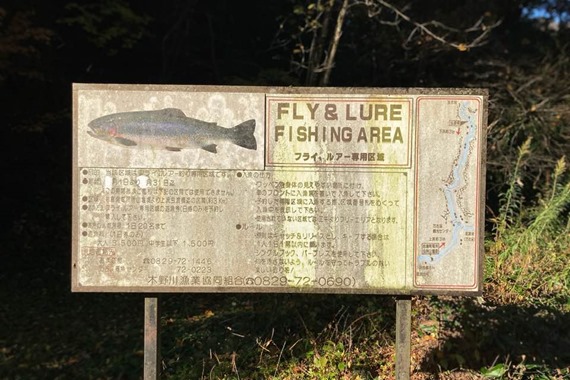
[488,140,570,307]
[2,284,568,379]
[0,273,144,380]
[158,294,398,379]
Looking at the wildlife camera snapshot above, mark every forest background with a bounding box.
[0,0,569,379]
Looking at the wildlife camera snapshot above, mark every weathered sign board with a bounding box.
[72,84,486,295]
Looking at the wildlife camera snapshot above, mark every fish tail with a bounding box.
[230,119,257,150]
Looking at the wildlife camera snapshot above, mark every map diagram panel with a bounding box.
[414,97,483,290]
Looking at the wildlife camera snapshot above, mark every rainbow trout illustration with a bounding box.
[87,108,256,153]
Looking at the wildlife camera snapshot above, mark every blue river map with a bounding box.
[415,98,482,289]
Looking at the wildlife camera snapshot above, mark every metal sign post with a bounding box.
[144,297,160,380]
[396,296,412,379]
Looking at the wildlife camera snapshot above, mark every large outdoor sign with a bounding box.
[72,84,487,295]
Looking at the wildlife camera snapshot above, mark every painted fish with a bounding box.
[87,108,256,153]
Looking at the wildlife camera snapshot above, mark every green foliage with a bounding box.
[480,358,567,380]
[485,43,570,200]
[488,140,570,305]
[494,137,532,241]
[0,7,53,81]
[59,0,151,55]
[481,363,508,378]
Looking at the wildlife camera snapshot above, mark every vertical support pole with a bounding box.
[144,297,160,380]
[395,296,412,380]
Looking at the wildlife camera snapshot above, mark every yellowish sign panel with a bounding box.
[72,85,486,295]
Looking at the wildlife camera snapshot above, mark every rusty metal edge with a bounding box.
[71,284,482,296]
[71,84,80,292]
[72,83,488,96]
[478,91,489,296]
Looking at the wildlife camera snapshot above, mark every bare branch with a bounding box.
[277,0,502,86]
[515,76,543,94]
[374,0,502,51]
[321,0,349,85]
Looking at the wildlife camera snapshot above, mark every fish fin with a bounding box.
[230,119,257,150]
[202,144,217,153]
[165,147,182,152]
[114,137,137,146]
[159,108,187,118]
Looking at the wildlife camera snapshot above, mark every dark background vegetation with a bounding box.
[1,0,568,379]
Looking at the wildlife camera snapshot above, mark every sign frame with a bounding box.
[72,84,487,296]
